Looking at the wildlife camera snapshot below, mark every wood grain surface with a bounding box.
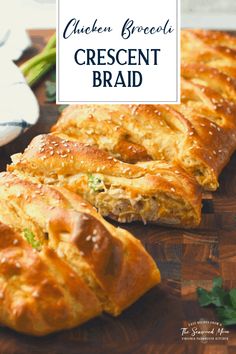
[0,30,236,354]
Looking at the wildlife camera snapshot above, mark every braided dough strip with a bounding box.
[0,172,160,335]
[52,30,236,190]
[9,134,202,227]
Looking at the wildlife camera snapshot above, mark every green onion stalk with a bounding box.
[20,33,56,87]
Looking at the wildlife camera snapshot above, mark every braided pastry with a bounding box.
[8,134,202,227]
[52,30,236,190]
[0,172,160,335]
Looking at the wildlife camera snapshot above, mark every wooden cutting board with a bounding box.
[0,30,236,354]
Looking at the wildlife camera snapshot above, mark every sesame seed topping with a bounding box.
[32,290,40,298]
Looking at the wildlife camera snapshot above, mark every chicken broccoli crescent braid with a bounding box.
[52,30,236,191]
[8,134,202,227]
[0,172,160,336]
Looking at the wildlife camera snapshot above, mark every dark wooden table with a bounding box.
[0,30,236,354]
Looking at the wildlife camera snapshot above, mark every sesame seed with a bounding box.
[1,258,6,263]
[13,239,19,245]
[32,290,39,298]
[170,187,175,192]
[86,235,92,241]
[209,131,213,135]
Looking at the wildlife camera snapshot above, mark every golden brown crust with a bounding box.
[9,134,202,227]
[0,222,101,336]
[52,30,236,190]
[0,172,160,334]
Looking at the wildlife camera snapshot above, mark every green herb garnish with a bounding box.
[197,277,236,326]
[23,228,41,251]
[88,174,105,192]
[58,104,68,113]
[20,33,68,113]
[20,33,56,88]
[45,71,56,102]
